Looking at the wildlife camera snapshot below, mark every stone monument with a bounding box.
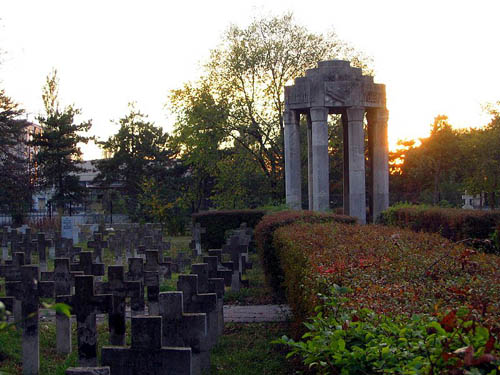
[284,60,389,223]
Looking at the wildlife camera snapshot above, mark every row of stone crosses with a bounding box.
[0,222,253,375]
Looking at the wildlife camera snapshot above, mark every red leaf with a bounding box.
[440,310,457,332]
[485,335,496,354]
[472,354,497,366]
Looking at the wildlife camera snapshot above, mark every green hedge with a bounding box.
[254,211,356,300]
[379,204,500,251]
[271,221,500,330]
[192,209,266,250]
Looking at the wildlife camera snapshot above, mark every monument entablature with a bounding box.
[284,60,389,224]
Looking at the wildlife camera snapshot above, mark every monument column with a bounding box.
[344,106,366,224]
[367,108,389,222]
[306,113,313,210]
[310,107,329,211]
[284,109,302,210]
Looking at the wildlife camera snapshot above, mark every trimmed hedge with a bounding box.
[380,204,500,247]
[254,211,356,299]
[192,209,266,250]
[272,222,500,330]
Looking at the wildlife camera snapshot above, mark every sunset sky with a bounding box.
[1,0,499,159]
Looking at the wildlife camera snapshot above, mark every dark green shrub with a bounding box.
[254,211,355,300]
[192,209,266,250]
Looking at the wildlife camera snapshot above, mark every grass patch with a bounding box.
[208,322,293,375]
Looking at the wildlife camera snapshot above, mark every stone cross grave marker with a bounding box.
[205,252,233,287]
[177,274,218,348]
[57,275,113,367]
[87,233,108,263]
[18,228,35,264]
[41,258,83,354]
[101,316,192,375]
[1,228,9,262]
[126,257,145,316]
[95,265,141,346]
[144,251,160,315]
[192,223,206,256]
[159,292,208,375]
[6,265,55,375]
[0,252,26,321]
[33,232,52,272]
[191,263,225,338]
[70,251,105,279]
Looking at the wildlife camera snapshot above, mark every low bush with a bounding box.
[270,221,500,374]
[272,222,500,329]
[254,211,356,299]
[276,286,500,375]
[379,204,500,252]
[192,209,266,250]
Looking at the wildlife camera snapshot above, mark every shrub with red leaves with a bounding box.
[272,222,500,330]
[254,210,355,299]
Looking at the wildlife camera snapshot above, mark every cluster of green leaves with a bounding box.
[390,108,500,208]
[277,287,500,375]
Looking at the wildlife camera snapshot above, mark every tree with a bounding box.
[169,12,372,203]
[0,89,32,224]
[31,69,92,213]
[95,104,176,219]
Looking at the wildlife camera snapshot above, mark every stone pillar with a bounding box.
[284,109,302,210]
[306,114,313,210]
[344,106,366,224]
[310,107,329,211]
[367,108,389,223]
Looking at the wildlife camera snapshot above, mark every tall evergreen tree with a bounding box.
[0,89,32,224]
[31,69,92,213]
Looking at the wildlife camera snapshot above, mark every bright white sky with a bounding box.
[1,0,499,160]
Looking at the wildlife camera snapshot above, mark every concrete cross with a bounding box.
[144,252,160,315]
[87,233,108,263]
[126,257,145,316]
[41,258,83,354]
[159,292,208,375]
[177,274,218,348]
[33,232,53,272]
[101,316,192,375]
[191,263,225,338]
[57,275,113,367]
[95,265,141,346]
[70,251,105,278]
[18,228,35,264]
[6,265,55,375]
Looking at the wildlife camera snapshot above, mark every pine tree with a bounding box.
[31,69,92,214]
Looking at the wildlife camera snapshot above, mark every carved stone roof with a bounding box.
[284,60,386,110]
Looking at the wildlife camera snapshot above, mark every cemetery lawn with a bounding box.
[208,322,293,375]
[0,321,293,375]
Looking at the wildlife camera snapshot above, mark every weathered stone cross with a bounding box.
[87,233,108,263]
[101,316,192,375]
[6,265,55,375]
[57,275,113,367]
[95,265,141,346]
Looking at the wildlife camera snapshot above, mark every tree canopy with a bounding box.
[31,69,92,213]
[168,12,372,210]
